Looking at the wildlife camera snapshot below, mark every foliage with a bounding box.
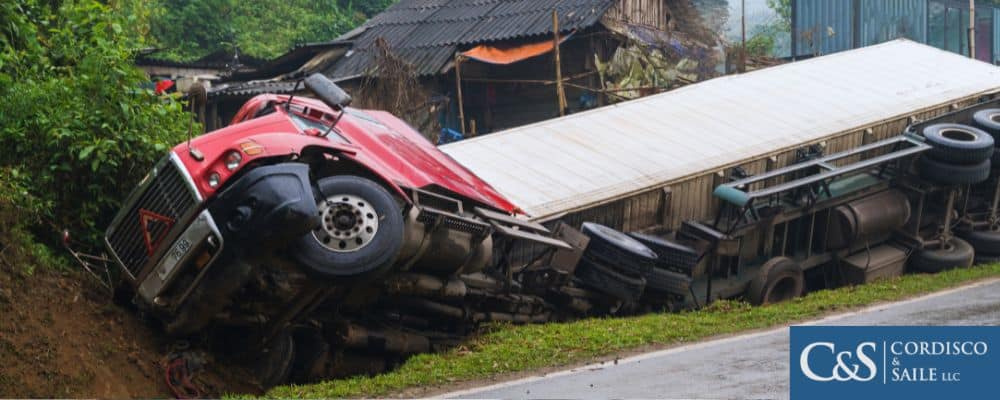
[0,0,191,247]
[767,0,792,30]
[595,44,700,101]
[265,264,1000,398]
[0,169,56,275]
[149,0,396,61]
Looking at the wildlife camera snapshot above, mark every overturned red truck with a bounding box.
[103,42,1000,387]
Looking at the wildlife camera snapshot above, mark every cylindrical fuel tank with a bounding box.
[827,190,911,250]
[396,207,493,275]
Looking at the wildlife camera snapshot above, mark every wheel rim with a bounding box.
[313,193,379,252]
[940,128,977,143]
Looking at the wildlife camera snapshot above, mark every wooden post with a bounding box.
[740,0,746,72]
[454,53,466,135]
[969,0,976,59]
[552,9,567,116]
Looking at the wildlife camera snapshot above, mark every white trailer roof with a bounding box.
[441,40,1000,220]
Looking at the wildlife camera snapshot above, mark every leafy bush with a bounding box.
[149,0,382,61]
[0,0,191,247]
[0,169,56,275]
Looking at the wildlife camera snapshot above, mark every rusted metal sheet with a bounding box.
[442,40,1000,232]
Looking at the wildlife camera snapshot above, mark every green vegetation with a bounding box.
[268,264,1000,398]
[148,0,396,61]
[0,0,191,250]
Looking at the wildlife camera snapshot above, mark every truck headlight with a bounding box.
[208,172,221,188]
[224,151,242,171]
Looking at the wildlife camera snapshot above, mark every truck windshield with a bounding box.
[290,113,349,144]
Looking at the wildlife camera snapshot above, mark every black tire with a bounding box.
[255,331,296,389]
[290,176,404,280]
[972,109,1000,138]
[290,326,330,384]
[746,257,803,306]
[909,237,975,273]
[574,256,646,304]
[917,156,990,186]
[922,123,994,165]
[628,232,699,273]
[957,229,1000,256]
[975,254,1000,265]
[582,223,658,264]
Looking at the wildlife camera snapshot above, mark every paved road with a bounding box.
[447,279,1000,399]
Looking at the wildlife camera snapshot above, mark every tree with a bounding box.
[1,0,191,244]
[149,0,396,61]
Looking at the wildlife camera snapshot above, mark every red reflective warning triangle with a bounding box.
[138,209,175,256]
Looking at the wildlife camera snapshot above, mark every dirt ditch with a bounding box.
[0,264,258,398]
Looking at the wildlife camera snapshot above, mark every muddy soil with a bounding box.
[0,263,258,398]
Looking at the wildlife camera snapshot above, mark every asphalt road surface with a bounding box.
[446,279,1000,400]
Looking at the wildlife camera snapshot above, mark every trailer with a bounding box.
[92,40,1000,388]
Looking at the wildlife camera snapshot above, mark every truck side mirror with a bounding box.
[304,73,352,111]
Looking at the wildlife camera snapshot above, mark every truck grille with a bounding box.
[105,156,200,279]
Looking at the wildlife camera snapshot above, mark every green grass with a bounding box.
[267,264,1000,398]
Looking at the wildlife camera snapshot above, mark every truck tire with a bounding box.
[957,229,1000,256]
[909,238,974,273]
[581,223,659,267]
[290,176,404,280]
[746,257,803,306]
[290,326,330,384]
[922,124,994,165]
[917,156,990,186]
[255,331,295,388]
[975,254,1000,265]
[574,256,646,304]
[972,109,1000,138]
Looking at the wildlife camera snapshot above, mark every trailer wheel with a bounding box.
[290,326,330,383]
[254,330,296,389]
[917,156,991,186]
[747,257,803,306]
[574,256,646,305]
[290,176,404,279]
[957,229,1000,257]
[581,223,659,265]
[975,254,1000,265]
[909,238,974,273]
[922,124,994,165]
[973,109,1000,138]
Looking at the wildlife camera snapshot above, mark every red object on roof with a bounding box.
[462,33,574,65]
[155,79,175,95]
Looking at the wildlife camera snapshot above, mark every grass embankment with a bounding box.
[268,264,1000,398]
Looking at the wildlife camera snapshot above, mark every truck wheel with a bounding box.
[581,223,658,274]
[975,254,1000,265]
[909,238,974,273]
[254,330,295,388]
[747,257,803,306]
[574,256,646,305]
[973,109,1000,138]
[917,156,990,186]
[922,124,994,165]
[957,229,1000,257]
[290,326,330,383]
[291,176,404,280]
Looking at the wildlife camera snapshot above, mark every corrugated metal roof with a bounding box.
[328,0,614,77]
[441,40,1000,220]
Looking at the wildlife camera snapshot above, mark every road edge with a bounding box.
[436,277,1000,399]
